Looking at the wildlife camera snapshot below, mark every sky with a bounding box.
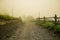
[0,0,60,18]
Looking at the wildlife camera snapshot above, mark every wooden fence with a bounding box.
[39,14,60,25]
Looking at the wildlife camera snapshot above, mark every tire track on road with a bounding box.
[8,23,60,40]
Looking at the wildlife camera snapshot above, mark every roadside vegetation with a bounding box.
[0,15,12,20]
[0,14,23,40]
[35,14,60,37]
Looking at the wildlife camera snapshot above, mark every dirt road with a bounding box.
[7,22,60,40]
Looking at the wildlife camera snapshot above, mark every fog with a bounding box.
[0,0,60,18]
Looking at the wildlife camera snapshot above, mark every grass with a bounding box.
[41,22,54,28]
[36,20,60,35]
[0,15,13,20]
[54,25,60,33]
[0,14,23,40]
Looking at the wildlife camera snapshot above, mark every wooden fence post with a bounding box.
[43,16,46,23]
[54,14,57,25]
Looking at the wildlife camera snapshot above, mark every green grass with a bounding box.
[41,22,54,28]
[36,21,54,28]
[36,20,60,34]
[0,15,13,20]
[54,25,60,33]
[0,15,23,21]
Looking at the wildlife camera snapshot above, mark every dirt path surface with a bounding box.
[8,22,60,40]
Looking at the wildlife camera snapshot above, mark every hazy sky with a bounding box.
[0,0,60,17]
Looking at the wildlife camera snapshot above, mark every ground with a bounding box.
[6,22,60,40]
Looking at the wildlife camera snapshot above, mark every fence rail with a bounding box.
[39,14,60,25]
